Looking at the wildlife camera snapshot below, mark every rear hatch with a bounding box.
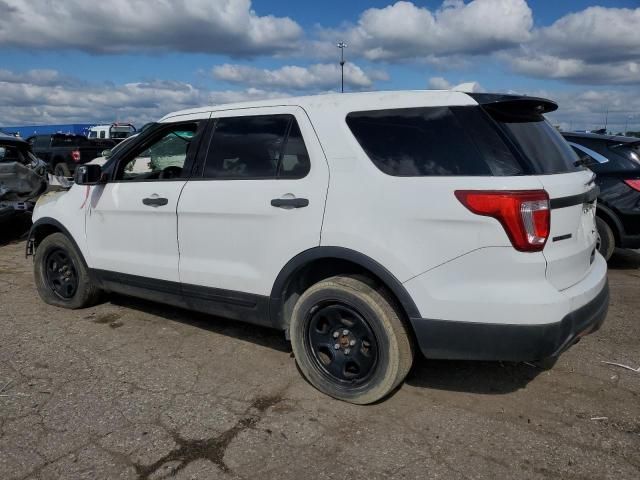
[475,94,599,290]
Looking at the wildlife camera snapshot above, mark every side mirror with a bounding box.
[74,164,103,185]
[101,149,112,158]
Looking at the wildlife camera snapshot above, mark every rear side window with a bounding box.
[203,114,310,179]
[279,121,311,178]
[346,107,525,176]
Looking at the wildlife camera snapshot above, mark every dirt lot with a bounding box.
[1,231,638,479]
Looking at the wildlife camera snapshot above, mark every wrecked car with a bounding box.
[0,134,48,221]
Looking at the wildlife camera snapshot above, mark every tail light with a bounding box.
[71,150,81,163]
[623,179,640,192]
[455,190,550,252]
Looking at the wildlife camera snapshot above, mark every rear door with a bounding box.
[177,107,329,312]
[493,116,598,290]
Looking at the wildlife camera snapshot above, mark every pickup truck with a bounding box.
[27,134,114,177]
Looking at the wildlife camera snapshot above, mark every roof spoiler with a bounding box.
[468,93,558,115]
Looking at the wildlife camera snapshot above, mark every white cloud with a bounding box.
[212,63,388,90]
[508,54,639,85]
[506,6,640,85]
[0,70,287,126]
[535,6,640,64]
[518,88,640,133]
[427,77,452,89]
[427,77,484,92]
[320,0,532,61]
[0,0,302,56]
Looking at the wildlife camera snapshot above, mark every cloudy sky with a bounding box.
[0,0,638,132]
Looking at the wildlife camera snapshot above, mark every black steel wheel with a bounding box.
[290,275,414,404]
[34,232,102,309]
[306,302,378,384]
[44,248,78,299]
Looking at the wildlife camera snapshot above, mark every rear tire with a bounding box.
[595,216,615,261]
[290,275,414,404]
[34,233,101,309]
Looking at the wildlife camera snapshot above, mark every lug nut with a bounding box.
[342,329,349,335]
[349,339,356,347]
[334,344,340,350]
[344,348,351,355]
[333,331,339,338]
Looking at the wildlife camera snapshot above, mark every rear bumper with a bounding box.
[410,280,609,361]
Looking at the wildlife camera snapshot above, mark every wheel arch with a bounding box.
[596,204,623,245]
[28,218,89,270]
[269,247,421,334]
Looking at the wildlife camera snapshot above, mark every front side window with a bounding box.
[203,114,310,179]
[116,123,199,181]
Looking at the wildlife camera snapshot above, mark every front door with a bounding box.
[86,119,205,282]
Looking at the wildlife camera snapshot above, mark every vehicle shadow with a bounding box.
[405,356,543,395]
[607,248,640,270]
[108,293,292,353]
[0,215,31,247]
[109,293,542,394]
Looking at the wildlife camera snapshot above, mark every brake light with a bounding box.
[455,190,550,252]
[71,150,81,163]
[623,179,640,192]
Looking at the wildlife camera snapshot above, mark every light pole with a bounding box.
[337,42,347,93]
[625,115,632,136]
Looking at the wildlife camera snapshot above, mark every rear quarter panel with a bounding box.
[304,94,546,283]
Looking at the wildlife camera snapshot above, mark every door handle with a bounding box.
[271,197,309,208]
[142,197,168,207]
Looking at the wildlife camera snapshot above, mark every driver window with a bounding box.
[117,123,199,181]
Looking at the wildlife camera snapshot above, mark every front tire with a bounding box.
[290,275,414,404]
[595,216,615,261]
[34,233,101,309]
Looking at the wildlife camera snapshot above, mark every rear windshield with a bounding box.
[612,141,640,165]
[491,114,582,174]
[346,105,581,177]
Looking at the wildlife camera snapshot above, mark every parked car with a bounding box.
[28,91,608,404]
[0,134,47,222]
[562,132,640,260]
[88,123,136,142]
[27,134,114,177]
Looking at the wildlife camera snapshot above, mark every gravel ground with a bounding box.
[0,228,638,479]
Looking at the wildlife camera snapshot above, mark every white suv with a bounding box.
[29,91,609,404]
